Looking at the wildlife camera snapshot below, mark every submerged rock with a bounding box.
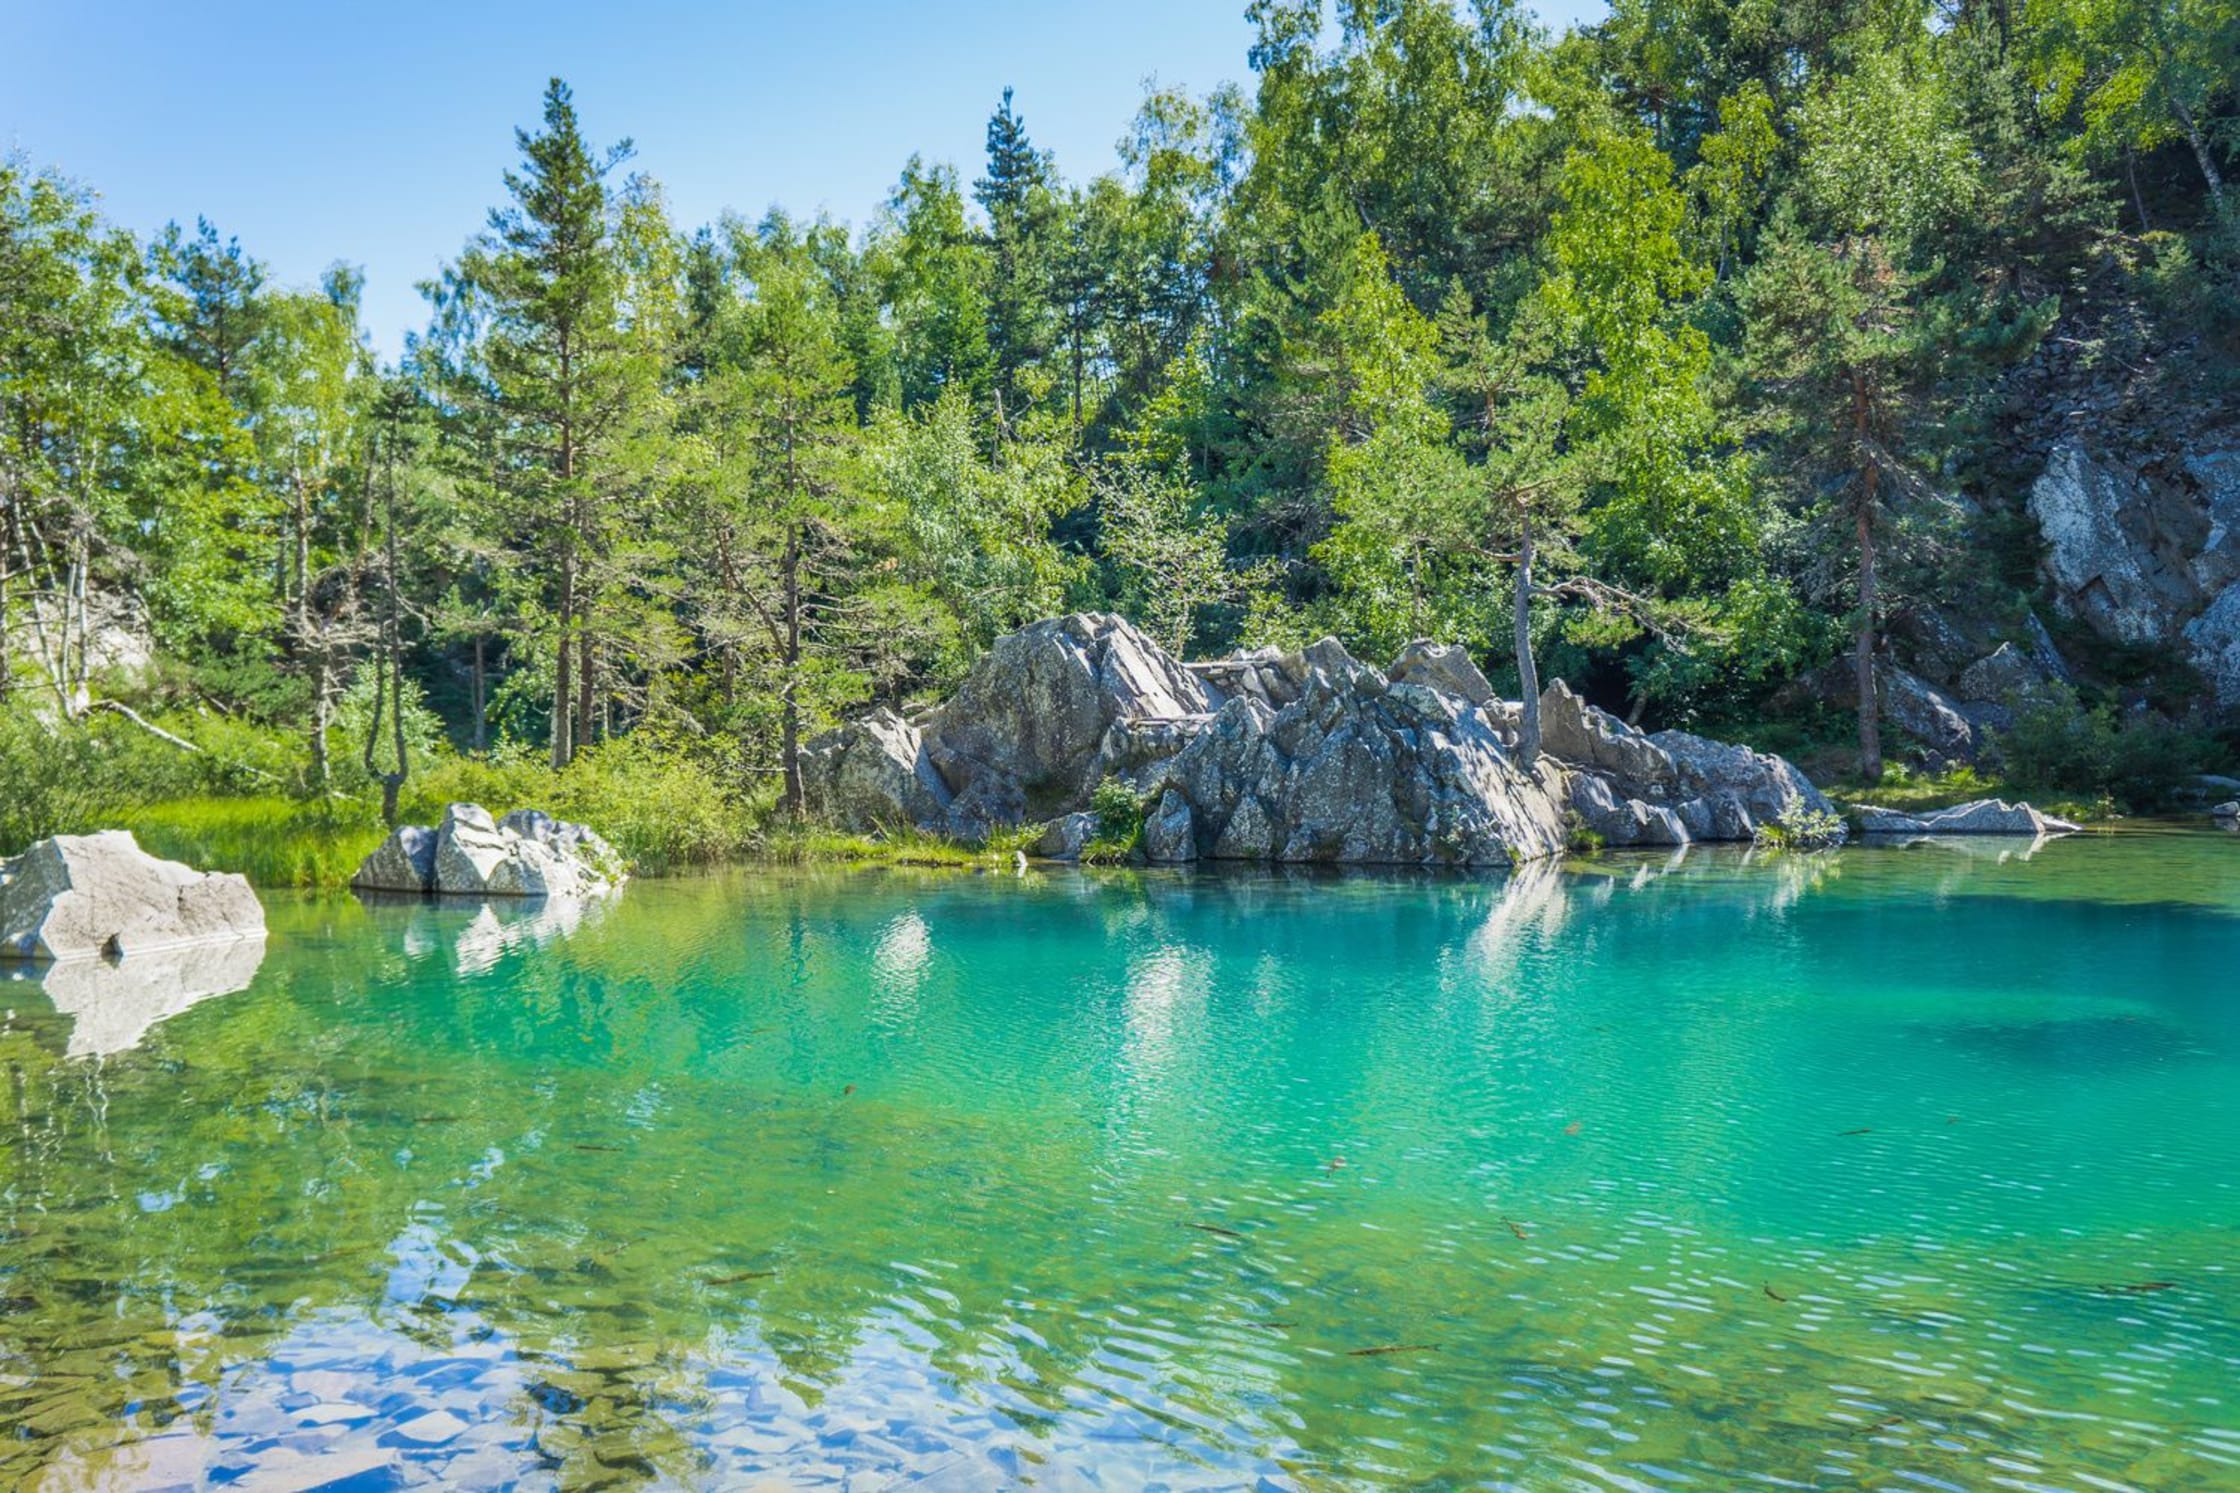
[0,831,265,962]
[351,804,624,898]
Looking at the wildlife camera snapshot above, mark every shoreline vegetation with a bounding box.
[4,1,2235,884]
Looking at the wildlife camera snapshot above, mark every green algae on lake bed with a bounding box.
[0,828,2235,1487]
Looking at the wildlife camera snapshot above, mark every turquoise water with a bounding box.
[2,830,2237,1490]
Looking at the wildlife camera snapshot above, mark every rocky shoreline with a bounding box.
[804,614,1853,866]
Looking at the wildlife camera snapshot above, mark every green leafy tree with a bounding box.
[2028,0,2239,218]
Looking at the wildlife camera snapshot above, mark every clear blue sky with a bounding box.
[3,1,1606,359]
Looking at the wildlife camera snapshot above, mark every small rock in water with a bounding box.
[386,1408,470,1446]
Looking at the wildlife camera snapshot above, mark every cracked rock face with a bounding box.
[920,613,1217,835]
[351,804,624,899]
[1148,638,1569,866]
[803,615,1839,865]
[0,831,265,962]
[800,708,955,833]
[2029,439,2240,705]
[1539,681,1838,848]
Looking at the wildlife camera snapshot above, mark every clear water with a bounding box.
[2,829,2237,1490]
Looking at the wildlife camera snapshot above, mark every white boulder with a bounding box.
[351,804,624,898]
[0,831,265,962]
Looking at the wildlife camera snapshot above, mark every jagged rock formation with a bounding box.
[0,832,265,962]
[1539,682,1839,847]
[353,804,625,898]
[924,613,1218,834]
[1855,799,2082,836]
[802,615,1835,864]
[1147,637,1569,865]
[2028,438,2240,707]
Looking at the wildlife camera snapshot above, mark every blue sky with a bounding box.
[3,1,1606,358]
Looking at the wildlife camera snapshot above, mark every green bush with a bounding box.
[1081,777,1149,864]
[1753,805,1846,851]
[0,709,131,850]
[1994,686,2207,812]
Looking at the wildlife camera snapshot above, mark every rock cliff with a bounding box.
[2029,438,2240,705]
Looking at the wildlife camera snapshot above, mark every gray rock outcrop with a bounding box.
[1030,810,1099,860]
[2029,438,2240,706]
[1855,798,2082,836]
[1958,643,2056,705]
[1387,638,1498,707]
[800,708,954,833]
[0,832,265,962]
[803,615,1839,864]
[352,824,437,893]
[1883,668,1980,764]
[1539,682,1839,847]
[351,804,624,898]
[920,613,1216,834]
[1146,637,1568,865]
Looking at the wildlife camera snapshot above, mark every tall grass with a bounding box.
[124,797,391,889]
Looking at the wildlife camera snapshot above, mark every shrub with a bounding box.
[1753,805,1846,851]
[0,709,130,851]
[1994,686,2208,812]
[1081,777,1149,863]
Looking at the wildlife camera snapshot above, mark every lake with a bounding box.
[2,829,2236,1489]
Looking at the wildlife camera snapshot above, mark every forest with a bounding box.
[3,0,2236,879]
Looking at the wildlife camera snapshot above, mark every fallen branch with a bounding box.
[87,698,201,753]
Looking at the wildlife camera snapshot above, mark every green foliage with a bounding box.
[1079,777,1151,864]
[125,797,388,890]
[1752,806,1847,851]
[1995,686,2211,810]
[6,8,2235,856]
[0,711,135,850]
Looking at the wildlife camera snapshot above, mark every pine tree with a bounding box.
[975,88,1056,420]
[461,77,642,768]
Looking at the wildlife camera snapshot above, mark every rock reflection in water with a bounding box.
[354,890,614,975]
[2,935,266,1057]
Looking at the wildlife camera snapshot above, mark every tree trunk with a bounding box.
[575,621,595,756]
[471,632,487,755]
[552,553,575,770]
[1854,473,1883,785]
[310,669,332,787]
[781,524,805,819]
[2168,91,2229,219]
[2126,147,2153,233]
[1513,513,1541,770]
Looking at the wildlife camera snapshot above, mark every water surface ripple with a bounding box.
[1,829,2235,1488]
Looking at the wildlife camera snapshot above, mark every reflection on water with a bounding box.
[0,829,2236,1489]
[1,935,266,1058]
[358,891,615,977]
